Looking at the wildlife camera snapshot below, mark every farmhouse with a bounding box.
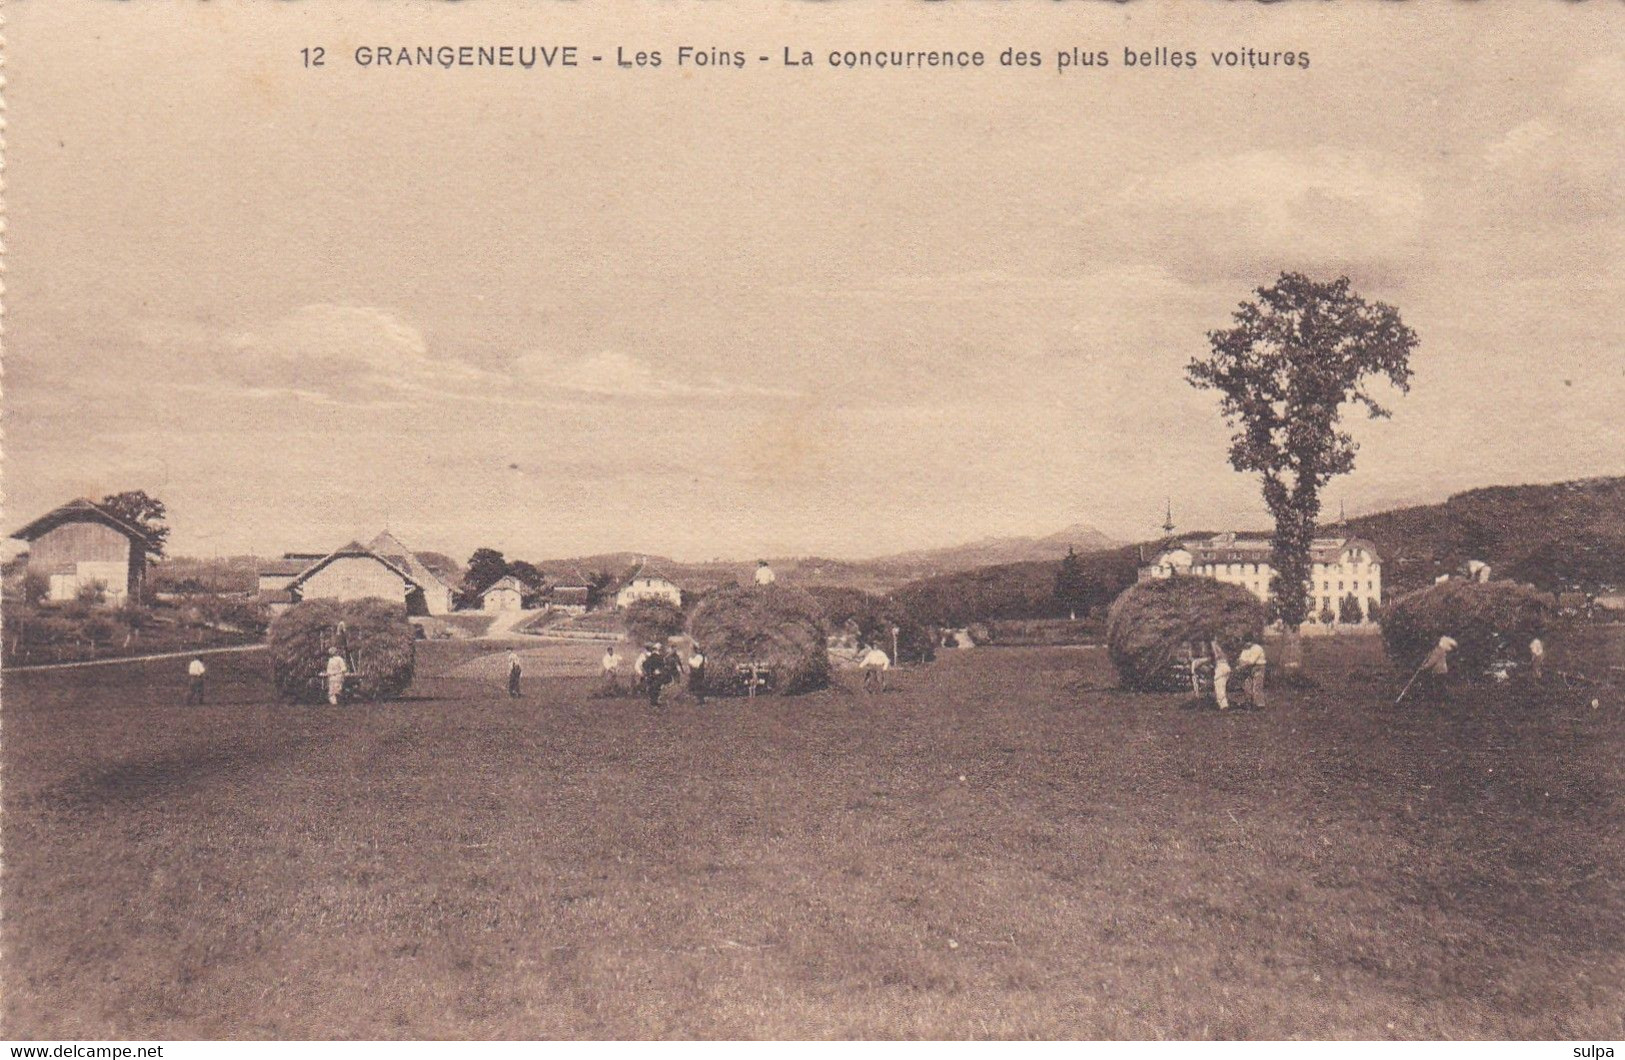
[1140,532,1383,625]
[9,498,160,606]
[480,575,529,612]
[615,563,682,610]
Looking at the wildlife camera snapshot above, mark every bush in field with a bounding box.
[688,584,830,696]
[197,595,272,637]
[624,598,686,646]
[1381,579,1554,678]
[1106,577,1267,691]
[804,586,935,664]
[268,598,415,704]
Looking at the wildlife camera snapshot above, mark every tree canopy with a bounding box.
[100,490,170,556]
[1186,273,1417,629]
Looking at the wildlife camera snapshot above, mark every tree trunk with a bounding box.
[1279,627,1305,670]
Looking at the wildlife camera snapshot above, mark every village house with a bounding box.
[479,575,529,612]
[9,498,160,606]
[1140,532,1384,626]
[615,563,682,610]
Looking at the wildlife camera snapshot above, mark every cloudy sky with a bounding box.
[4,4,1621,562]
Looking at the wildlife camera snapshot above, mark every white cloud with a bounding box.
[512,350,801,401]
[221,304,495,404]
[1098,147,1430,286]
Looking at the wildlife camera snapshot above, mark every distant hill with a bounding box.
[868,523,1118,574]
[524,523,1120,595]
[1339,476,1625,595]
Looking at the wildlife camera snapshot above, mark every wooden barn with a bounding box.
[284,541,428,615]
[9,498,159,606]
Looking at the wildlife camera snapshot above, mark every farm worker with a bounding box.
[754,560,776,586]
[642,647,670,707]
[324,649,350,706]
[601,646,621,694]
[688,645,708,705]
[1420,636,1457,703]
[1210,639,1231,711]
[186,656,207,706]
[632,646,650,694]
[507,649,523,699]
[1237,641,1267,710]
[861,646,891,693]
[1529,637,1545,682]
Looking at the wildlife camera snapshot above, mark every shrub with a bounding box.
[1381,579,1555,678]
[76,579,108,606]
[687,584,830,695]
[1106,577,1267,691]
[268,598,415,703]
[624,598,686,646]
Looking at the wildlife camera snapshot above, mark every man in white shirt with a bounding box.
[861,646,891,693]
[632,646,650,695]
[1236,641,1267,710]
[187,657,207,705]
[1529,636,1545,683]
[601,646,621,695]
[754,561,776,586]
[1210,639,1231,711]
[324,649,350,706]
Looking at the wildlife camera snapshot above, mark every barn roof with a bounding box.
[9,498,160,550]
[286,541,422,592]
[367,530,456,593]
[481,575,528,596]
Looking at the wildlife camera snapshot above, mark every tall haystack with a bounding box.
[687,584,830,695]
[1382,579,1554,677]
[268,597,416,703]
[1106,576,1266,691]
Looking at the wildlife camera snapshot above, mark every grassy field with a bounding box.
[2,635,1621,1039]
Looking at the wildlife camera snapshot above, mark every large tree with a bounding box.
[463,547,508,596]
[1186,273,1417,641]
[100,490,170,557]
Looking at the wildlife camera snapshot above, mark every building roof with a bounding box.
[286,541,422,593]
[258,557,311,577]
[9,498,160,551]
[550,585,590,603]
[367,530,456,594]
[481,575,528,596]
[1183,534,1380,566]
[620,560,679,590]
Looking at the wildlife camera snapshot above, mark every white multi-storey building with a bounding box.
[1141,532,1383,625]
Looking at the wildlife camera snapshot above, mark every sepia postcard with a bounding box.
[1,0,1621,1045]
